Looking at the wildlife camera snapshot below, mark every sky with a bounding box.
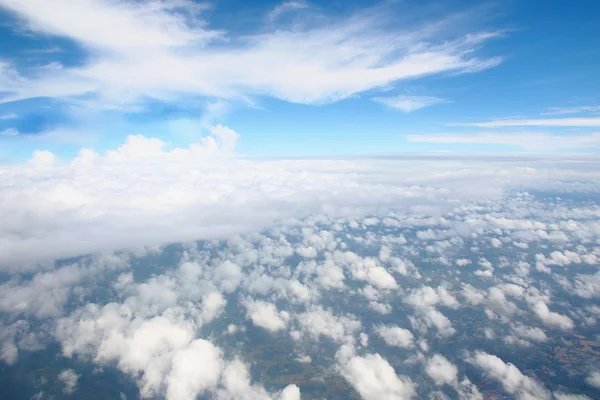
[0,0,599,160]
[2,3,600,400]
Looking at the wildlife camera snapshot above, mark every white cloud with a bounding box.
[405,286,459,309]
[7,133,589,265]
[198,291,226,324]
[532,301,574,331]
[511,325,547,343]
[58,369,79,395]
[0,128,19,137]
[553,394,592,400]
[341,353,415,400]
[375,325,414,348]
[166,340,223,400]
[467,351,550,400]
[406,132,600,150]
[450,117,600,128]
[373,95,446,112]
[426,354,458,386]
[366,266,398,290]
[296,306,361,344]
[543,106,600,115]
[0,0,503,106]
[267,1,309,22]
[585,371,600,389]
[573,273,600,299]
[245,300,289,333]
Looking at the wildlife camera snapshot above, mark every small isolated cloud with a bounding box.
[58,369,79,395]
[341,353,415,400]
[532,301,574,331]
[374,95,446,112]
[0,113,17,120]
[585,371,600,389]
[405,132,600,151]
[245,300,289,333]
[450,117,600,128]
[0,128,19,137]
[375,324,414,348]
[426,354,458,386]
[467,351,550,399]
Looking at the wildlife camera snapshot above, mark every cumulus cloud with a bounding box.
[1,130,600,400]
[375,325,414,348]
[245,300,289,333]
[340,353,415,400]
[58,369,79,395]
[166,340,223,400]
[6,134,591,266]
[585,371,600,389]
[426,354,458,386]
[467,351,550,400]
[532,301,574,331]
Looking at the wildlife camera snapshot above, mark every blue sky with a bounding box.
[0,0,599,160]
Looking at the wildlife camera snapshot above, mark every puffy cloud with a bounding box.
[340,353,415,400]
[3,133,599,268]
[511,325,548,343]
[218,358,299,400]
[58,369,79,395]
[245,300,289,333]
[467,351,550,400]
[198,291,226,325]
[532,301,574,331]
[573,273,600,299]
[375,325,414,348]
[366,266,398,290]
[279,384,301,400]
[296,306,361,344]
[410,308,456,337]
[426,354,458,386]
[585,371,600,389]
[166,340,223,400]
[405,286,459,309]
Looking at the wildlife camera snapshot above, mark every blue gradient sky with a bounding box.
[0,0,599,160]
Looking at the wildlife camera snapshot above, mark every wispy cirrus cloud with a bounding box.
[449,117,600,128]
[373,95,447,113]
[542,106,600,115]
[0,0,503,107]
[267,1,309,22]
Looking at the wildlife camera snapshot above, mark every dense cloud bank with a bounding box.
[2,133,600,266]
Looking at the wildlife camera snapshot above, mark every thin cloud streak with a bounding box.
[450,117,600,128]
[373,95,447,113]
[406,132,600,150]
